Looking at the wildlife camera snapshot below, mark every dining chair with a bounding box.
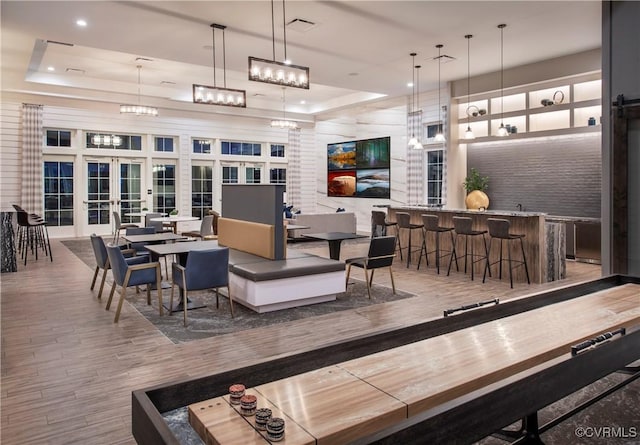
[181,215,214,239]
[345,236,396,299]
[113,210,138,243]
[89,234,146,300]
[145,212,172,234]
[105,244,163,323]
[170,247,234,326]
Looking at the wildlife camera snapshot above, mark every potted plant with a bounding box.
[463,168,490,210]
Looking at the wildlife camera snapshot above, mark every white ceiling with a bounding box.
[1,1,601,119]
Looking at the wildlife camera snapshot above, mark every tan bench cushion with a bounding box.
[218,217,275,259]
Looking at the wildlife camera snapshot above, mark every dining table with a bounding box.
[302,232,368,260]
[149,215,199,234]
[144,240,221,312]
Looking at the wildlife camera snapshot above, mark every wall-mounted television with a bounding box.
[327,136,390,198]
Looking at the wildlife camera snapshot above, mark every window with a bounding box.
[270,168,286,184]
[46,129,72,147]
[222,166,238,183]
[245,167,261,184]
[191,165,213,218]
[155,136,174,152]
[193,139,212,154]
[153,164,176,214]
[426,149,444,205]
[43,161,74,226]
[221,141,261,156]
[86,133,142,150]
[270,144,285,157]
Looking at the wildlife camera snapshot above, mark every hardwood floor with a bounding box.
[1,239,601,444]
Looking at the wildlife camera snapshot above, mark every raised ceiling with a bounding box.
[1,1,601,118]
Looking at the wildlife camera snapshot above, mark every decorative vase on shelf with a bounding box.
[465,190,490,210]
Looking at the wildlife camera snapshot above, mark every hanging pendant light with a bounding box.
[496,24,509,137]
[407,52,418,147]
[120,64,158,116]
[271,87,298,129]
[412,63,424,150]
[193,24,246,107]
[464,34,475,140]
[434,44,446,143]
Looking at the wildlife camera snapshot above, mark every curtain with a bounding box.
[406,110,424,205]
[21,104,44,214]
[286,128,301,209]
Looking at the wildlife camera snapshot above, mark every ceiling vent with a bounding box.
[286,18,316,32]
[46,40,73,47]
[433,54,456,64]
[65,68,85,74]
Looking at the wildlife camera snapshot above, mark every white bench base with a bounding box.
[229,270,345,313]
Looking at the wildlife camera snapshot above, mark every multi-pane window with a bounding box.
[46,129,72,147]
[426,149,444,205]
[153,164,176,214]
[43,161,74,226]
[222,166,238,183]
[221,141,261,156]
[192,165,213,218]
[155,136,174,152]
[245,167,261,184]
[87,161,111,225]
[193,139,212,154]
[119,163,142,219]
[270,144,285,157]
[86,133,142,150]
[270,168,286,184]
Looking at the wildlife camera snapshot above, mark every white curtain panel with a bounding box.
[20,104,44,214]
[407,110,424,205]
[286,128,301,208]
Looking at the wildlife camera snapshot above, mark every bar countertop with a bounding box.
[391,205,546,218]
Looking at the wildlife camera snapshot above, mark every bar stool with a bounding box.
[371,210,401,260]
[447,216,490,281]
[395,212,424,268]
[418,214,457,274]
[483,218,530,288]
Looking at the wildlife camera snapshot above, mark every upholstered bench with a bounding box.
[226,251,346,313]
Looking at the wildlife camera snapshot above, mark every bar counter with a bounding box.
[388,206,554,284]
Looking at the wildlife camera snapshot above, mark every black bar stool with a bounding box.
[395,212,423,268]
[418,214,457,274]
[483,218,530,288]
[447,216,490,281]
[371,210,401,260]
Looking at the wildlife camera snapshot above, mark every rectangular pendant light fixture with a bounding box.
[193,23,247,108]
[248,56,309,89]
[193,84,246,107]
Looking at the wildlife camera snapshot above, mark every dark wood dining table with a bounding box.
[302,232,367,260]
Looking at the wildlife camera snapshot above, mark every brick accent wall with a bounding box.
[467,132,601,218]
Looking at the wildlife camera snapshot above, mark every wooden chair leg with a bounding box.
[114,286,127,323]
[227,285,234,318]
[106,282,117,310]
[183,290,188,327]
[389,267,396,294]
[91,266,99,290]
[345,264,353,290]
[363,267,372,299]
[170,283,176,315]
[98,268,109,300]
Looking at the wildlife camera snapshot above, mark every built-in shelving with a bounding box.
[456,75,601,142]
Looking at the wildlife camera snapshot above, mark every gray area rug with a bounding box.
[62,238,415,343]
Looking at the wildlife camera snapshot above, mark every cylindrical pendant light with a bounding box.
[464,34,475,140]
[434,44,446,143]
[496,24,509,137]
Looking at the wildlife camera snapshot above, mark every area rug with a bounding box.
[62,238,416,343]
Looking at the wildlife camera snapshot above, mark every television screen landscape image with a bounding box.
[327,136,390,199]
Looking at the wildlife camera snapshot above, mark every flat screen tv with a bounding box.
[327,136,390,198]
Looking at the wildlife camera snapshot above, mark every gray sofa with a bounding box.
[286,212,357,239]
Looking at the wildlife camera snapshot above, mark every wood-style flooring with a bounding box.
[1,239,601,445]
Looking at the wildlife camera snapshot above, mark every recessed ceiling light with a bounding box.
[300,100,306,104]
[407,82,413,87]
[76,19,87,27]
[47,66,55,72]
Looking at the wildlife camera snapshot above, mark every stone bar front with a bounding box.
[388,207,551,284]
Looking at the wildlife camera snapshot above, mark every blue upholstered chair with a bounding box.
[345,236,397,299]
[170,247,233,326]
[125,226,156,256]
[105,244,163,323]
[89,234,146,300]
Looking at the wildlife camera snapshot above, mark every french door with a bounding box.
[82,157,144,236]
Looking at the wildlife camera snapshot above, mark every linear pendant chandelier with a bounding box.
[249,0,309,89]
[193,23,246,107]
[120,65,158,116]
[271,87,298,129]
